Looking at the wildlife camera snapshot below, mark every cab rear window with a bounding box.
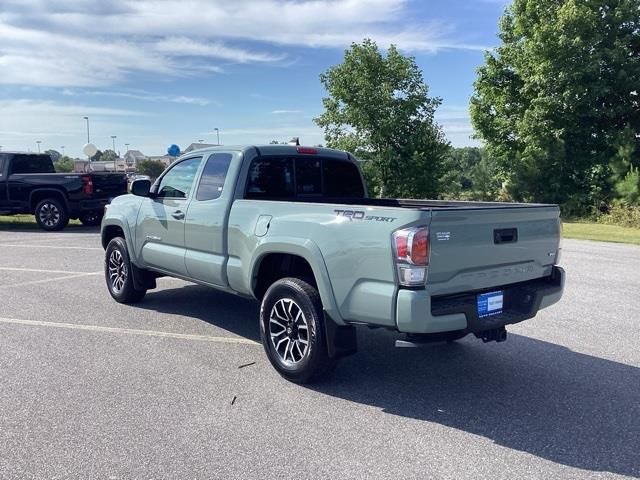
[10,154,55,174]
[245,156,363,199]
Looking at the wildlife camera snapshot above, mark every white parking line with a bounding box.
[0,244,102,251]
[0,272,101,289]
[0,317,260,346]
[0,267,99,275]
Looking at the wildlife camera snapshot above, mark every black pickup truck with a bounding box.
[0,152,128,231]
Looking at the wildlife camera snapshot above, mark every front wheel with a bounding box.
[105,237,146,304]
[260,277,336,384]
[34,198,69,231]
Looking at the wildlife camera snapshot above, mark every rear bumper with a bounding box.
[69,197,113,215]
[396,266,565,334]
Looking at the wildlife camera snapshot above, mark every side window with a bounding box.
[246,158,294,199]
[196,153,232,201]
[295,157,322,195]
[323,159,365,197]
[157,157,202,199]
[10,154,55,174]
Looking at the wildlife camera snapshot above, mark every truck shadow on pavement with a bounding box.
[137,285,638,477]
[315,328,640,478]
[138,284,261,341]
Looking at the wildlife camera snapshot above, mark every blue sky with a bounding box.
[0,0,508,157]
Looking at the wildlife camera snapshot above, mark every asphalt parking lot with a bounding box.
[0,228,638,479]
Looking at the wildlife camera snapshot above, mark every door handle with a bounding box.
[171,210,185,220]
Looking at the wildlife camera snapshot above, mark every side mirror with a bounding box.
[131,179,152,197]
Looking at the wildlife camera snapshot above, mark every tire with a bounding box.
[105,236,146,304]
[79,211,103,227]
[34,198,69,231]
[260,277,336,384]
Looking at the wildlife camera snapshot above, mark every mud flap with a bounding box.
[323,313,357,358]
[130,263,157,291]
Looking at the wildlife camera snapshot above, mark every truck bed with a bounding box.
[260,196,553,210]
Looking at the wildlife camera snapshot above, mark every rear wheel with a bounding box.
[105,236,146,303]
[260,277,336,384]
[34,198,69,231]
[79,211,103,227]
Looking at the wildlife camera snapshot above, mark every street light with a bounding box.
[83,116,90,144]
[125,143,130,152]
[36,140,42,153]
[111,136,117,171]
[61,146,65,156]
[213,127,220,145]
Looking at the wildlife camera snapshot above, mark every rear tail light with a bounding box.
[81,175,94,195]
[392,227,429,286]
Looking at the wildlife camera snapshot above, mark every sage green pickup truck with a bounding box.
[101,144,565,383]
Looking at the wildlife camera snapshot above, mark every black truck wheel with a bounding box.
[260,277,336,384]
[79,212,103,227]
[34,198,69,231]
[105,237,146,304]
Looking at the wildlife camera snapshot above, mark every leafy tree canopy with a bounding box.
[315,39,449,198]
[471,0,640,214]
[137,159,165,179]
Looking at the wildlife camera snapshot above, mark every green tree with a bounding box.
[314,39,449,198]
[137,159,165,180]
[441,147,501,200]
[101,149,119,164]
[91,149,103,162]
[55,155,74,173]
[470,0,640,214]
[44,149,61,162]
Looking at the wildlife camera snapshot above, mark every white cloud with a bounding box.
[0,0,483,88]
[73,89,215,106]
[0,99,145,153]
[154,37,286,63]
[271,110,303,114]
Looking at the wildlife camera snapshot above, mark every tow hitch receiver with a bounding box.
[474,327,507,343]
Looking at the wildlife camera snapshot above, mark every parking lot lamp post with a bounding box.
[36,140,41,153]
[83,117,90,144]
[214,127,220,145]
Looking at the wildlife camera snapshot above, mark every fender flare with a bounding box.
[249,237,345,325]
[29,188,70,212]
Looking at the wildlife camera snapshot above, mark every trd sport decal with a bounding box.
[334,209,396,222]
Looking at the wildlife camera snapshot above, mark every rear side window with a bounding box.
[246,158,294,199]
[323,159,364,197]
[10,154,55,174]
[196,153,232,201]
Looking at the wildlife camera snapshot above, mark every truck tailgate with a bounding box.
[427,206,561,295]
[91,174,128,197]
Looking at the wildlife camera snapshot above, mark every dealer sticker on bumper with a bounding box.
[477,291,504,318]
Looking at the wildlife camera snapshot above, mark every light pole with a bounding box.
[83,116,90,144]
[125,143,130,152]
[61,146,65,156]
[36,140,42,153]
[111,136,117,171]
[213,127,220,145]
